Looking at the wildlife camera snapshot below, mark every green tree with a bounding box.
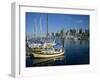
[60,28,65,49]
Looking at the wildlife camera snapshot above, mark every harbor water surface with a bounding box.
[26,39,89,67]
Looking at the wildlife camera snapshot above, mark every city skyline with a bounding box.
[26,12,89,34]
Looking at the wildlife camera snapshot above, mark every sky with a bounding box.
[26,12,89,34]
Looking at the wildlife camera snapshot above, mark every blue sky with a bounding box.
[26,12,89,34]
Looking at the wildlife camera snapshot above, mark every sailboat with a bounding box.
[32,14,64,58]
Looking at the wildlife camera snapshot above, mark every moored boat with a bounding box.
[27,14,65,58]
[32,51,64,58]
[32,42,64,58]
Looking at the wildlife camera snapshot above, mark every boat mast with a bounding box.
[34,19,36,38]
[46,14,48,40]
[40,15,42,38]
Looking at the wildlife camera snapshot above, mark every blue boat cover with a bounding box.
[54,43,62,50]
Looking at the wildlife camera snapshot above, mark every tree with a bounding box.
[66,31,68,35]
[60,28,65,49]
[60,28,64,38]
[79,28,82,34]
[56,32,59,37]
[85,29,89,36]
[51,32,54,36]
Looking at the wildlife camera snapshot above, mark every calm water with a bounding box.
[26,39,89,67]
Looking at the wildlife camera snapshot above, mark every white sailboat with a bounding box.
[32,14,64,58]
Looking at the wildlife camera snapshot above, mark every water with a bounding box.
[26,39,89,67]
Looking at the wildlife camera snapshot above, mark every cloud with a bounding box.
[76,20,84,23]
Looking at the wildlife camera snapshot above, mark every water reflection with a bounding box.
[26,55,65,67]
[26,39,89,67]
[64,39,89,65]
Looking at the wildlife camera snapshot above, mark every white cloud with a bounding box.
[76,20,84,23]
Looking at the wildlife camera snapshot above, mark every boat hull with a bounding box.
[32,52,64,58]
